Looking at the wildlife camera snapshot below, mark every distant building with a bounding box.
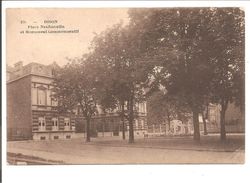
[202,103,245,133]
[7,61,148,140]
[146,103,244,136]
[74,101,147,138]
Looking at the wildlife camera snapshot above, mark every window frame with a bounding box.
[38,117,46,131]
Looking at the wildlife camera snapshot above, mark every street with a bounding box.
[7,134,244,164]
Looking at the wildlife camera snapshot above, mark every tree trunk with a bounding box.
[205,103,209,135]
[121,102,126,140]
[102,119,105,137]
[128,96,134,143]
[86,117,91,142]
[220,98,228,141]
[192,106,200,142]
[220,108,226,141]
[166,111,171,134]
[202,112,208,135]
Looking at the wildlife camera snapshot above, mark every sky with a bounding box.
[6,8,129,66]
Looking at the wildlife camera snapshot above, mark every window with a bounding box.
[137,120,141,129]
[52,117,59,131]
[64,118,71,131]
[142,103,146,113]
[139,103,142,113]
[135,120,138,129]
[66,135,71,139]
[40,136,46,140]
[38,89,46,105]
[135,103,139,112]
[141,120,144,128]
[38,117,46,131]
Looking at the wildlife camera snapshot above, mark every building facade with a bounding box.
[7,61,148,140]
[146,103,244,136]
[202,103,245,133]
[74,102,147,138]
[7,61,76,141]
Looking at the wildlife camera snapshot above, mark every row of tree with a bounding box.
[53,8,244,143]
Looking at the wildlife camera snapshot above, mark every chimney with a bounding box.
[14,61,23,71]
[13,61,24,77]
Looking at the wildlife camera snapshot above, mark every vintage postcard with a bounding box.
[5,7,245,166]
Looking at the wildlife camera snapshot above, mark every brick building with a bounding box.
[7,61,76,141]
[7,61,148,140]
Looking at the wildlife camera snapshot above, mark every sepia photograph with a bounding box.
[5,7,245,165]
